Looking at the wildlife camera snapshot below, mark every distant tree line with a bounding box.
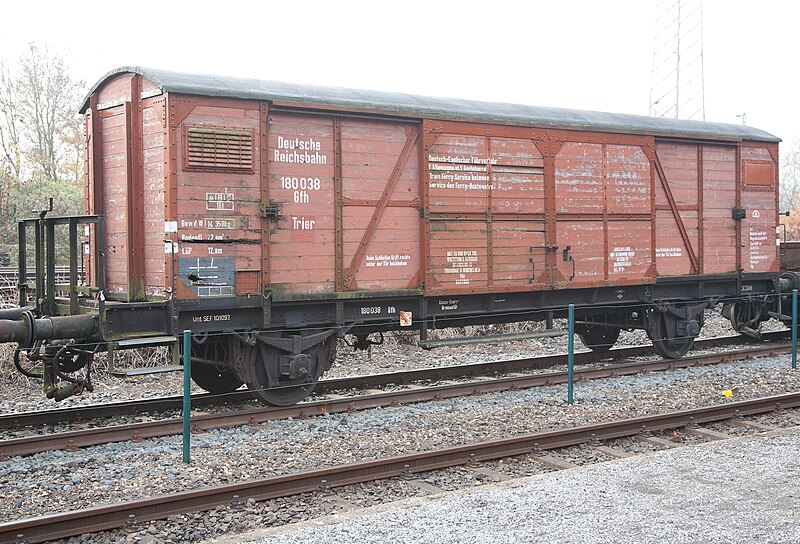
[0,43,84,261]
[1,42,799,258]
[780,142,800,238]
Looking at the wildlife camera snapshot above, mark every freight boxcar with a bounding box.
[0,67,790,405]
[781,240,800,271]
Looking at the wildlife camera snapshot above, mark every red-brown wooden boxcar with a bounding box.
[0,67,788,404]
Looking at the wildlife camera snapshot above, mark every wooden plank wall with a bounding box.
[267,113,336,295]
[86,79,778,303]
[174,99,262,299]
[340,119,420,291]
[99,106,129,296]
[142,98,166,296]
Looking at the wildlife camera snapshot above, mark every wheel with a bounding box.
[727,300,765,333]
[190,362,244,394]
[189,335,244,394]
[577,326,620,352]
[244,337,334,406]
[646,310,697,359]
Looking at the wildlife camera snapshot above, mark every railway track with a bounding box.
[0,331,781,431]
[2,390,798,544]
[0,265,78,286]
[0,341,791,458]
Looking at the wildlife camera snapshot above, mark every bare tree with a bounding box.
[0,62,22,218]
[0,44,85,252]
[15,43,83,185]
[781,139,800,214]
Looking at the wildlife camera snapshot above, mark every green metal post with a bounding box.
[793,290,797,371]
[568,304,574,405]
[182,330,191,464]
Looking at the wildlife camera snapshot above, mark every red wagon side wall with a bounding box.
[422,120,658,296]
[171,97,263,300]
[97,104,129,296]
[266,112,421,297]
[654,139,778,277]
[141,97,166,296]
[85,74,170,301]
[84,71,780,306]
[741,143,779,273]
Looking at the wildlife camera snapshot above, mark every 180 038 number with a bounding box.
[360,306,397,315]
[280,177,321,191]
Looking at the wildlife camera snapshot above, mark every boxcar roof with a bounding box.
[82,67,780,143]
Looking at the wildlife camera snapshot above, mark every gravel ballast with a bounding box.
[221,428,800,544]
[2,354,800,527]
[0,311,768,414]
[1,313,797,543]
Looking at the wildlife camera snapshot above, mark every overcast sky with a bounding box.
[2,0,798,145]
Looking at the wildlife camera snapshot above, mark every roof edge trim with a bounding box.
[79,66,166,113]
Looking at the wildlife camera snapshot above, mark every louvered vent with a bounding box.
[185,127,254,172]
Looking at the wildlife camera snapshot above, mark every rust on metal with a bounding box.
[3,391,799,544]
[259,101,270,303]
[334,117,343,291]
[697,145,704,272]
[534,139,564,287]
[0,341,789,458]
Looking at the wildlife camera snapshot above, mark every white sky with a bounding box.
[2,0,798,145]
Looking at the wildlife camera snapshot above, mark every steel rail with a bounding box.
[0,331,779,430]
[3,390,799,544]
[0,265,75,284]
[2,343,641,429]
[0,343,790,458]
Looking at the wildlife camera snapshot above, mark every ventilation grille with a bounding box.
[185,127,254,172]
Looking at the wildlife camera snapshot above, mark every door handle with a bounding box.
[562,245,576,281]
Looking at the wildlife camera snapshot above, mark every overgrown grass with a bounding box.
[358,320,554,351]
[0,273,555,389]
[0,284,173,388]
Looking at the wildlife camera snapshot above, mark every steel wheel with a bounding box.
[244,339,333,406]
[577,326,620,353]
[647,310,695,359]
[189,336,244,394]
[728,300,766,333]
[190,363,244,394]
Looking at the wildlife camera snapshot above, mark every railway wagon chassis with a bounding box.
[0,67,788,405]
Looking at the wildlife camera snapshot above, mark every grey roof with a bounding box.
[81,67,780,143]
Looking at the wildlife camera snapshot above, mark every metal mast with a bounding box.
[649,0,705,121]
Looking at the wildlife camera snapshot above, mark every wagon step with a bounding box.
[114,335,179,348]
[418,330,565,350]
[107,335,181,377]
[118,365,183,376]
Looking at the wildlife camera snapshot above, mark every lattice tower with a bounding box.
[649,0,706,120]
